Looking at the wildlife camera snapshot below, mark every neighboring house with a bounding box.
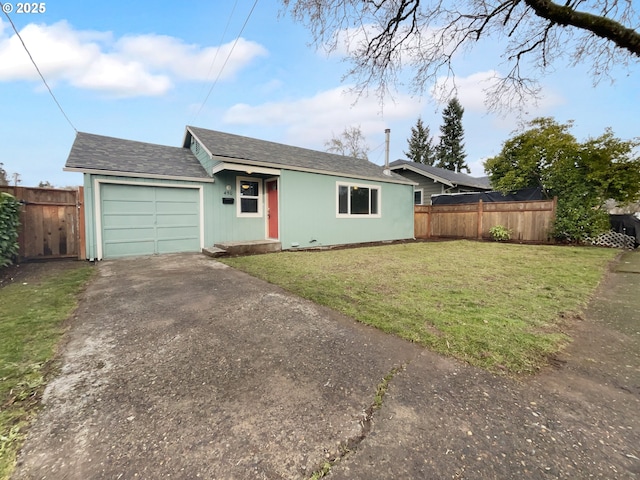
[389,160,492,205]
[64,127,416,260]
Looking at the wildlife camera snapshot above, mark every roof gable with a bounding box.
[389,160,491,190]
[65,132,210,180]
[185,126,413,184]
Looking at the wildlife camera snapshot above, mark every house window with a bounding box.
[337,182,381,217]
[237,177,262,217]
[414,189,424,205]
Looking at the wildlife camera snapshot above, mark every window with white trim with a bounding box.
[337,182,381,217]
[414,189,424,205]
[237,177,262,217]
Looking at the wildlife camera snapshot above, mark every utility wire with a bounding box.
[189,0,239,124]
[1,4,78,133]
[192,0,260,122]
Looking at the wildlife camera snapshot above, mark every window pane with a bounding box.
[351,186,369,215]
[414,191,422,205]
[241,198,258,213]
[338,185,348,214]
[240,181,259,197]
[371,188,378,214]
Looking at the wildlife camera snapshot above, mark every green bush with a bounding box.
[489,225,512,242]
[0,192,20,267]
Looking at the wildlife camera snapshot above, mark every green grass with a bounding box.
[221,241,617,375]
[0,263,94,480]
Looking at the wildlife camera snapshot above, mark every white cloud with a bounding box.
[0,19,267,97]
[116,34,267,81]
[223,86,422,148]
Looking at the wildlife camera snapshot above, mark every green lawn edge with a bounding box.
[0,263,95,480]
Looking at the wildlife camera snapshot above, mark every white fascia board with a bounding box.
[390,164,454,187]
[211,162,281,176]
[63,167,214,183]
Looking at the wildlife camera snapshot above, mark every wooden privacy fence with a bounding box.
[0,186,85,260]
[415,198,557,242]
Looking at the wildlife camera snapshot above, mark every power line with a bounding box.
[190,0,239,124]
[1,3,78,133]
[192,0,260,122]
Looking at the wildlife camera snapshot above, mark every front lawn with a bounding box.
[221,241,617,375]
[0,263,94,480]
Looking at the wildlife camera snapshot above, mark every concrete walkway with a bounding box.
[12,251,640,479]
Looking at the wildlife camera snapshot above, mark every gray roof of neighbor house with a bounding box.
[65,132,211,180]
[389,159,492,190]
[185,126,414,184]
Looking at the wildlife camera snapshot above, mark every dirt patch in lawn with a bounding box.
[0,260,85,289]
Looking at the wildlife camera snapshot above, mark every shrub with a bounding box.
[489,225,512,242]
[0,192,20,267]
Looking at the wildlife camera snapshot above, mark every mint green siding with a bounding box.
[278,170,414,249]
[209,171,268,242]
[82,168,414,259]
[190,138,215,173]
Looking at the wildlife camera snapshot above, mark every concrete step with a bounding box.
[214,240,281,256]
[202,246,228,258]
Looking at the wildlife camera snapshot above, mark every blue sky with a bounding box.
[0,0,638,187]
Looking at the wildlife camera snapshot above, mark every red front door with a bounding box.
[266,180,279,239]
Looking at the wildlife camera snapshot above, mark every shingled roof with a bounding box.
[389,159,491,190]
[65,132,210,180]
[185,126,413,184]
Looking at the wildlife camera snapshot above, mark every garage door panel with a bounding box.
[103,227,156,242]
[157,237,200,254]
[100,184,201,259]
[156,225,200,239]
[156,203,198,215]
[155,213,199,226]
[102,185,154,201]
[103,214,155,228]
[104,240,156,258]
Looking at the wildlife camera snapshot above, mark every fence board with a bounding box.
[415,198,556,242]
[0,186,84,260]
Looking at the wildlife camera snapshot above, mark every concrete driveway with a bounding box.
[12,252,640,479]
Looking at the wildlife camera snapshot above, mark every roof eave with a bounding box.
[63,167,214,183]
[211,157,416,185]
[390,163,454,187]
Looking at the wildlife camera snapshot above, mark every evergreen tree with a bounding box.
[405,117,436,165]
[436,98,469,173]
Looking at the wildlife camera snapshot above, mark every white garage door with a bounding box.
[100,183,201,258]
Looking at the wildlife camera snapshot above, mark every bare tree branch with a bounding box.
[283,0,639,109]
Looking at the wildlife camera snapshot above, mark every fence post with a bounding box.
[477,199,483,239]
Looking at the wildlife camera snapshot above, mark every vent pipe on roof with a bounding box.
[383,128,391,176]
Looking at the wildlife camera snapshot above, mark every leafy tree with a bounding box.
[284,0,639,108]
[436,98,469,173]
[38,181,54,188]
[0,163,8,186]
[405,117,436,165]
[484,117,640,241]
[0,192,20,267]
[325,125,370,160]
